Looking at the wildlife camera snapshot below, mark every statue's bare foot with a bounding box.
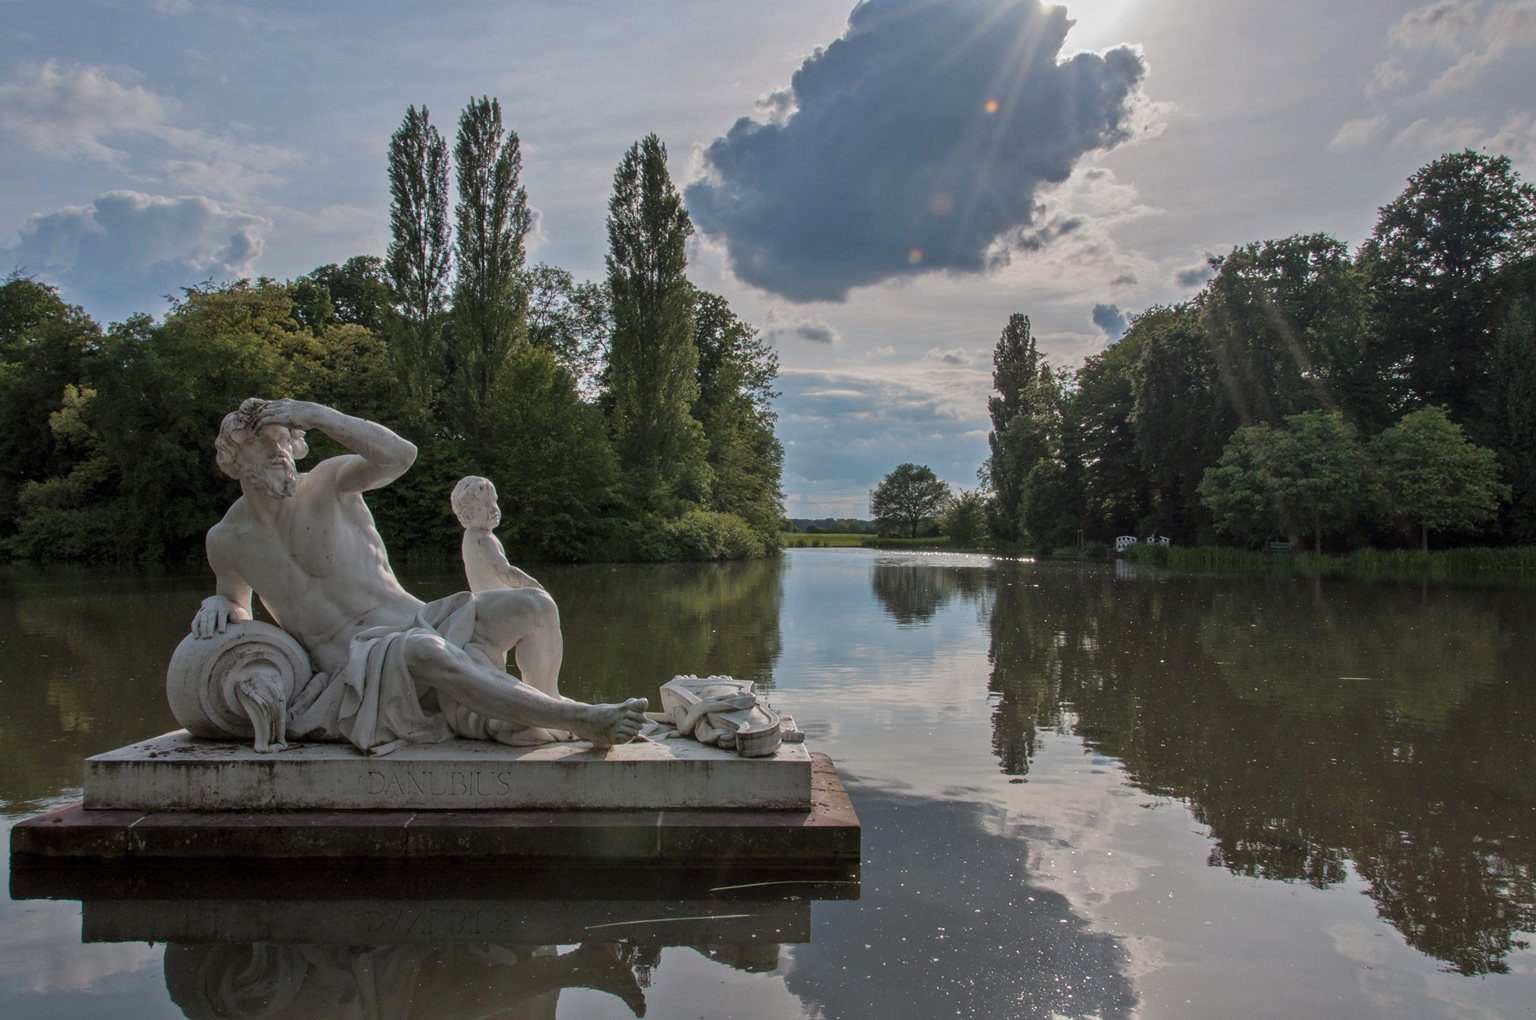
[574,698,649,749]
[486,721,579,745]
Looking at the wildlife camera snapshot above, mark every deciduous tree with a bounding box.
[1131,303,1231,540]
[523,263,610,395]
[1200,411,1372,553]
[1372,405,1506,551]
[1494,294,1536,540]
[871,463,951,538]
[692,290,783,545]
[1202,234,1380,429]
[1361,151,1536,443]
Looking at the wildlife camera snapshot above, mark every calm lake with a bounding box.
[2,547,1534,1018]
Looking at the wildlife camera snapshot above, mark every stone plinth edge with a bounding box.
[12,753,858,864]
[83,730,813,811]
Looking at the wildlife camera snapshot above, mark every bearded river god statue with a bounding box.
[166,398,651,756]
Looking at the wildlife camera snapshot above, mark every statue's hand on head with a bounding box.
[250,398,327,435]
[192,595,248,639]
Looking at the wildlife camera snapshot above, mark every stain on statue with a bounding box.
[165,398,646,756]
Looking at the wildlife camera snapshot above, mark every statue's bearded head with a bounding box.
[215,398,309,499]
[451,475,501,530]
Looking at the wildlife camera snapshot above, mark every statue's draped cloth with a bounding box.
[287,593,479,756]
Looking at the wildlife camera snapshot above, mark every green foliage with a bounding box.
[1199,411,1373,553]
[1361,150,1536,441]
[661,509,766,561]
[451,96,530,429]
[523,262,610,393]
[605,134,709,512]
[385,105,452,428]
[939,488,989,546]
[1131,303,1230,539]
[691,290,784,549]
[474,344,620,560]
[871,463,951,538]
[984,313,1039,540]
[0,275,101,537]
[302,256,394,333]
[1200,405,1501,554]
[1016,365,1081,551]
[1202,234,1380,429]
[1198,423,1289,547]
[1073,326,1148,540]
[1373,405,1507,550]
[1494,293,1536,540]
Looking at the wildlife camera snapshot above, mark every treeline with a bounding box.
[984,150,1536,554]
[0,98,783,565]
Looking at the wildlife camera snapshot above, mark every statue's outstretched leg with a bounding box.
[404,631,645,747]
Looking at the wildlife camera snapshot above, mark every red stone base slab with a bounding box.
[11,752,858,865]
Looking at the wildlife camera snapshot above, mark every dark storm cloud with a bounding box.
[1092,302,1128,341]
[686,0,1148,303]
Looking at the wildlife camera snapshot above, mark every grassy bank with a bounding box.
[1123,542,1536,585]
[782,533,961,550]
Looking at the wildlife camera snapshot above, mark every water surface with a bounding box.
[3,550,1534,1018]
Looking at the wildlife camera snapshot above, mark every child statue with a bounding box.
[451,475,547,596]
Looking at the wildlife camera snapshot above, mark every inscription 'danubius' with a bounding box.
[361,770,522,797]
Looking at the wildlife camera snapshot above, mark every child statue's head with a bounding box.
[451,475,501,530]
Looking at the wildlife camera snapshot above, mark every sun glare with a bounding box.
[1060,0,1141,48]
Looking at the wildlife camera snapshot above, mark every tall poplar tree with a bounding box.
[384,106,451,426]
[605,134,708,509]
[984,313,1040,540]
[452,96,530,427]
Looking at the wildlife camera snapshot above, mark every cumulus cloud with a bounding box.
[764,308,841,344]
[925,346,969,365]
[1091,303,1128,342]
[0,60,297,200]
[5,190,271,319]
[686,0,1150,303]
[0,61,170,163]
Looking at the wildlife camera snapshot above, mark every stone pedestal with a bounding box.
[11,752,858,864]
[84,730,813,811]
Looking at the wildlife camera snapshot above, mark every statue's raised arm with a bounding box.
[250,398,416,493]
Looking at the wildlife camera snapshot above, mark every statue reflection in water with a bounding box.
[164,939,780,1019]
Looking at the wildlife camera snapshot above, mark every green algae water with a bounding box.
[3,549,1534,1018]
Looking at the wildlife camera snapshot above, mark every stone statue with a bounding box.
[451,475,546,596]
[176,398,646,755]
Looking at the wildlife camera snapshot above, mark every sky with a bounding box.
[3,0,1535,518]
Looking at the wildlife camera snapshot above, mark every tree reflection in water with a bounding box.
[979,564,1536,975]
[870,560,991,627]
